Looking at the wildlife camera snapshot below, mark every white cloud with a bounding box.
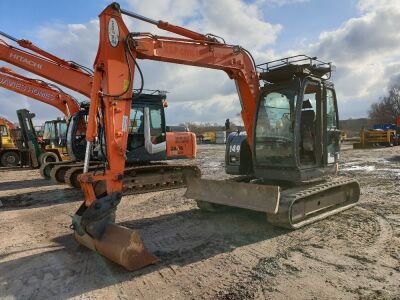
[34,20,99,68]
[304,0,400,118]
[256,0,309,7]
[357,0,400,12]
[0,0,281,125]
[2,0,399,124]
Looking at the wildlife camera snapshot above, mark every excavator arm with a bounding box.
[70,2,360,272]
[73,3,261,271]
[133,34,259,144]
[0,67,80,117]
[0,33,92,97]
[81,3,259,203]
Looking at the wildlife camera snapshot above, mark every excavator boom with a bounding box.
[0,34,92,97]
[0,67,80,117]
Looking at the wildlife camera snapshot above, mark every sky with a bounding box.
[1,0,399,126]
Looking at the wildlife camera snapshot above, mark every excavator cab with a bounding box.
[190,56,358,229]
[41,118,69,162]
[253,55,340,184]
[127,92,167,162]
[226,56,340,184]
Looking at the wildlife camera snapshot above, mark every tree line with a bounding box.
[368,85,400,124]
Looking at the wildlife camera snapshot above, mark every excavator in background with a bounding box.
[0,32,197,191]
[0,66,80,164]
[68,3,360,271]
[57,89,198,190]
[0,109,68,168]
[0,111,46,167]
[0,115,21,166]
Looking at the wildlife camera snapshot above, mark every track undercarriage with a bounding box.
[185,175,360,229]
[40,160,201,195]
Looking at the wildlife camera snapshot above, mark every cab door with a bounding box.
[298,80,322,168]
[126,104,167,162]
[324,86,340,165]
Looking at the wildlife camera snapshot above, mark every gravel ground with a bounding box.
[0,143,399,299]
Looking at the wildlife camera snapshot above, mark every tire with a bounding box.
[39,152,59,165]
[1,151,20,167]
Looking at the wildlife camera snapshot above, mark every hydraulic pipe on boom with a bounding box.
[72,3,360,271]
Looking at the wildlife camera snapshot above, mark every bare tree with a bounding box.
[368,86,400,123]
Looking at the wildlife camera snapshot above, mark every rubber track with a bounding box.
[50,163,84,184]
[63,162,201,195]
[39,161,66,179]
[64,164,97,188]
[267,177,360,229]
[121,164,200,195]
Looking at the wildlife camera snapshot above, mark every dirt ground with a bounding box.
[0,144,399,299]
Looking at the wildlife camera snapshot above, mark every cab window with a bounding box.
[255,89,297,166]
[129,108,144,134]
[0,125,8,137]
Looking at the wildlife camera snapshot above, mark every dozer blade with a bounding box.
[185,177,280,214]
[75,223,158,271]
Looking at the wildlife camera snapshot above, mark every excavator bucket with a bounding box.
[75,223,158,271]
[185,177,281,214]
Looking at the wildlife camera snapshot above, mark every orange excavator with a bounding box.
[0,66,82,164]
[0,30,93,167]
[0,32,197,191]
[69,3,360,271]
[0,31,93,96]
[0,66,81,118]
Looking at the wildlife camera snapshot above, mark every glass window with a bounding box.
[255,89,297,166]
[149,108,164,144]
[56,121,67,146]
[303,85,317,112]
[326,89,337,129]
[150,109,162,130]
[0,125,8,137]
[326,88,339,164]
[43,122,56,140]
[256,92,292,139]
[299,82,318,166]
[129,108,144,134]
[57,122,67,138]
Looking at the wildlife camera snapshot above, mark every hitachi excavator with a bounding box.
[66,3,360,271]
[0,33,197,191]
[0,66,80,164]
